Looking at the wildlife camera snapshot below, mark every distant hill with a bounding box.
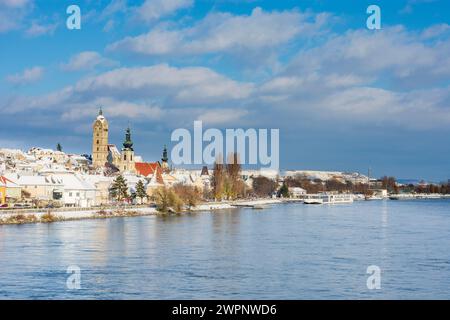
[397,179,442,185]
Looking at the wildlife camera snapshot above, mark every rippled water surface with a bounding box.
[0,200,449,299]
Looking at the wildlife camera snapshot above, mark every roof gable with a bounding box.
[135,162,160,177]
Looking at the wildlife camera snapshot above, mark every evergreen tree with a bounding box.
[278,183,290,198]
[110,175,129,202]
[56,143,62,152]
[135,180,147,204]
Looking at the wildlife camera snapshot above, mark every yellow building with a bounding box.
[91,109,137,173]
[119,127,136,173]
[0,176,22,205]
[92,108,109,168]
[0,184,5,205]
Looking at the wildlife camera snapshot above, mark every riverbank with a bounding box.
[0,207,158,225]
[0,198,283,225]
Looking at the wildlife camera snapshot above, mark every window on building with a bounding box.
[131,155,133,161]
[124,154,127,161]
[97,140,99,144]
[76,192,80,197]
[69,192,72,197]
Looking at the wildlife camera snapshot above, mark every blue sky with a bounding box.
[1,0,449,181]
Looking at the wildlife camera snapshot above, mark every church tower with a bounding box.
[121,127,136,173]
[161,145,169,172]
[92,108,109,168]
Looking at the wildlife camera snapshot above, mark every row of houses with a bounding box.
[2,146,292,207]
[0,165,214,207]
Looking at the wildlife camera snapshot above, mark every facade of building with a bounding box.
[4,178,21,202]
[16,175,63,202]
[0,176,7,205]
[120,127,136,173]
[92,108,109,168]
[52,174,96,207]
[289,187,307,197]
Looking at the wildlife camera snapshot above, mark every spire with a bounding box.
[123,127,134,150]
[161,145,168,163]
[96,106,105,121]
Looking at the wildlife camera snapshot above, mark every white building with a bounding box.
[52,174,96,207]
[289,187,307,197]
[13,174,64,202]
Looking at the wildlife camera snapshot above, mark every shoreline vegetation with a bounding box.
[1,195,448,225]
[0,198,284,225]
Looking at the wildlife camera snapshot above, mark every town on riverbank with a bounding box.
[1,110,449,225]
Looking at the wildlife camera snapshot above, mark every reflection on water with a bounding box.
[0,200,449,299]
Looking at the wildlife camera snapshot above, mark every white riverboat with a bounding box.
[365,195,384,200]
[303,193,354,205]
[389,193,416,200]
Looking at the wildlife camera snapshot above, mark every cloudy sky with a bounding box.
[1,0,449,180]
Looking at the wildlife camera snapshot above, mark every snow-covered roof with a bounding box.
[108,144,120,156]
[16,175,63,186]
[52,174,96,191]
[83,174,113,184]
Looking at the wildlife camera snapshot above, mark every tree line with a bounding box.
[108,163,450,214]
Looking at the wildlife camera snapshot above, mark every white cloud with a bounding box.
[108,7,331,57]
[400,0,438,14]
[0,0,29,8]
[197,109,249,125]
[60,97,163,122]
[61,51,119,71]
[134,0,193,22]
[284,26,450,89]
[101,0,128,18]
[6,66,44,85]
[3,21,450,132]
[72,64,254,105]
[103,19,115,32]
[421,23,450,39]
[2,64,254,128]
[0,0,32,33]
[25,21,57,37]
[254,25,450,130]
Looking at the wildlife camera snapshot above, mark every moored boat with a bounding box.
[365,195,384,200]
[304,198,323,205]
[389,194,416,200]
[303,193,353,205]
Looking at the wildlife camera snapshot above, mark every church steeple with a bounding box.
[122,127,134,151]
[120,126,136,173]
[161,145,169,172]
[92,107,109,168]
[161,145,168,163]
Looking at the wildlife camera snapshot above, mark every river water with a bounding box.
[0,200,449,299]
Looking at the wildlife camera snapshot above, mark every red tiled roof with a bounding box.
[135,162,160,177]
[155,166,164,185]
[0,176,17,186]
